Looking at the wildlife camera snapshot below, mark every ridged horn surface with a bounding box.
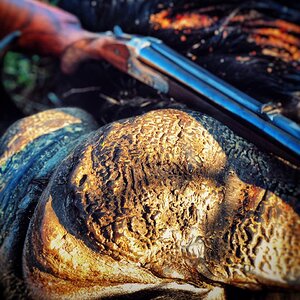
[22,109,299,299]
[0,108,98,298]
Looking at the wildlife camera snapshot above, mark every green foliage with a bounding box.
[50,0,60,4]
[3,52,38,92]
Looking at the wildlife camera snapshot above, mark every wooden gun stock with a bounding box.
[0,0,84,56]
[0,0,128,73]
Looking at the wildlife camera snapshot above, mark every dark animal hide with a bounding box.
[58,0,300,122]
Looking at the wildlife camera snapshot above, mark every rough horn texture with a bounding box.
[0,108,98,298]
[0,108,299,299]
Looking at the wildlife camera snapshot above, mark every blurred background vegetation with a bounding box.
[2,0,61,115]
[3,52,56,114]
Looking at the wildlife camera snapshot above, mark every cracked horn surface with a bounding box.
[22,109,300,298]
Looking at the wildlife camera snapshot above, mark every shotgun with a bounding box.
[1,0,300,165]
[105,26,300,166]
